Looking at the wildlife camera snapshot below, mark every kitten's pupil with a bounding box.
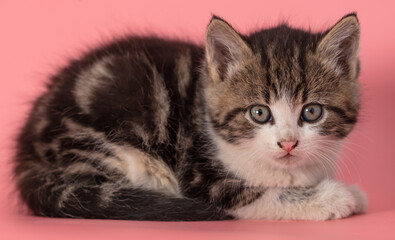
[257,109,263,116]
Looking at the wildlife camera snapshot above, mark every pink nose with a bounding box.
[278,141,297,152]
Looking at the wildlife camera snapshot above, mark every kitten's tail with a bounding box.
[16,169,231,221]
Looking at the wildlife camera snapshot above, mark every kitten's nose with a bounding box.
[278,141,298,153]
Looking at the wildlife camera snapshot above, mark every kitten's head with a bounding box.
[203,14,360,186]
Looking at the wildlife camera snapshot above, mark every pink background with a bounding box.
[1,0,395,239]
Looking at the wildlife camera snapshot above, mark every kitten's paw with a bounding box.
[311,180,367,220]
[347,185,368,214]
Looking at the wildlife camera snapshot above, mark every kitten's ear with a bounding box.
[317,13,360,77]
[205,16,253,82]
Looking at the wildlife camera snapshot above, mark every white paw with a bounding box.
[308,180,367,220]
[347,184,368,214]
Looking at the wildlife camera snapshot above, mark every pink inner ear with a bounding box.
[317,15,360,69]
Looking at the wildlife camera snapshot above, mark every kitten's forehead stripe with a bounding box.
[263,90,270,104]
[293,82,304,102]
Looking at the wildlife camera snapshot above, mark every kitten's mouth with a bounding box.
[276,153,298,165]
[279,153,294,159]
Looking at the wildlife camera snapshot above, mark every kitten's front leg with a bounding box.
[231,179,367,220]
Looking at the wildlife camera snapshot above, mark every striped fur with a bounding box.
[15,14,366,221]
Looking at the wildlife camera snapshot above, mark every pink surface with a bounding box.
[1,0,395,239]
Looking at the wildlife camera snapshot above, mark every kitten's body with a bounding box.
[15,14,366,221]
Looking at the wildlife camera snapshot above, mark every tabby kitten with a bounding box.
[15,13,366,221]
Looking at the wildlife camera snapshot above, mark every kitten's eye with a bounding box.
[249,105,271,124]
[301,104,323,122]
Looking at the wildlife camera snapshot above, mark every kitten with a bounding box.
[14,13,367,221]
